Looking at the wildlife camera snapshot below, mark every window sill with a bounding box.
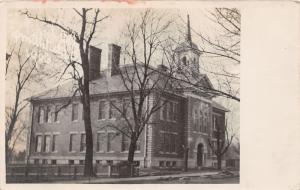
[96,151,105,153]
[121,151,129,153]
[193,131,208,135]
[107,151,115,153]
[80,151,86,153]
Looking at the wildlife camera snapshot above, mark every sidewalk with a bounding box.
[61,171,220,184]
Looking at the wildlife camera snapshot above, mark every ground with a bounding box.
[7,166,240,184]
[101,175,239,184]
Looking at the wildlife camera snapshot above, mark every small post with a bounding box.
[108,165,112,177]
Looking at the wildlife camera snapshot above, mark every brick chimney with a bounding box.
[88,46,102,81]
[107,44,121,76]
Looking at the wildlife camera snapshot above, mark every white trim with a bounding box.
[97,130,106,133]
[192,131,209,136]
[107,130,116,133]
[69,131,79,134]
[185,92,212,103]
[106,151,115,153]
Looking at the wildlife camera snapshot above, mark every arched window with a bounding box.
[193,109,198,129]
[204,113,208,133]
[181,56,187,66]
[199,111,203,132]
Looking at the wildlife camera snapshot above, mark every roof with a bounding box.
[212,101,230,112]
[30,64,221,109]
[30,70,137,101]
[174,41,201,54]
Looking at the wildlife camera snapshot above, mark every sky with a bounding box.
[6,8,240,152]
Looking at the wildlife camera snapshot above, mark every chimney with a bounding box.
[88,46,102,81]
[108,44,121,76]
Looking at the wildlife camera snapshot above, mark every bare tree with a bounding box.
[21,8,109,177]
[5,42,40,164]
[197,8,240,64]
[208,118,234,170]
[176,8,240,102]
[102,10,176,167]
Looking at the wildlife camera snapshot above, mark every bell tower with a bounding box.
[175,15,201,77]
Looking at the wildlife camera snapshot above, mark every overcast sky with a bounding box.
[6,8,240,151]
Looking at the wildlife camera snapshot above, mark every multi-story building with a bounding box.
[25,16,228,169]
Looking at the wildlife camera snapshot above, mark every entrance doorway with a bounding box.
[197,143,204,167]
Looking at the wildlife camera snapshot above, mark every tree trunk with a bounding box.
[83,100,93,177]
[81,56,94,177]
[127,137,137,164]
[5,140,10,166]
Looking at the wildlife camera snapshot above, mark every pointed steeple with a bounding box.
[186,14,192,42]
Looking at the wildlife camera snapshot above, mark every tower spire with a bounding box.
[186,14,192,42]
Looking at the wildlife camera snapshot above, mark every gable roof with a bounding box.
[30,64,216,102]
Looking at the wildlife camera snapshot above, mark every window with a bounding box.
[213,116,217,131]
[72,103,79,121]
[35,135,42,152]
[159,161,164,167]
[109,100,117,119]
[69,134,76,152]
[107,132,114,152]
[96,160,101,164]
[52,135,57,152]
[42,159,47,164]
[79,160,84,165]
[98,101,106,120]
[68,160,74,165]
[133,161,140,166]
[107,160,113,165]
[172,161,176,167]
[173,103,178,121]
[43,135,51,152]
[80,133,86,152]
[165,133,170,152]
[96,132,105,152]
[45,106,51,123]
[160,132,165,152]
[168,102,173,121]
[181,56,187,66]
[38,107,44,124]
[34,159,39,164]
[170,134,176,153]
[136,138,141,151]
[162,101,168,120]
[122,99,132,118]
[121,134,130,152]
[51,160,57,165]
[199,111,203,132]
[193,109,198,130]
[203,113,208,133]
[166,161,170,167]
[54,105,60,122]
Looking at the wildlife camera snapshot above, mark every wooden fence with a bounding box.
[6,163,139,183]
